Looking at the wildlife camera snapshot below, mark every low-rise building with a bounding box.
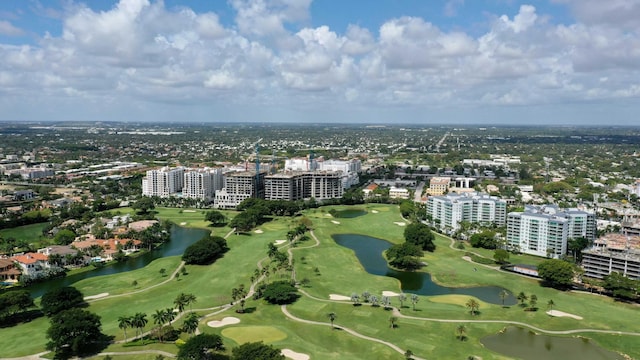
[427,177,451,195]
[582,234,640,280]
[0,258,21,283]
[389,186,410,200]
[11,252,49,278]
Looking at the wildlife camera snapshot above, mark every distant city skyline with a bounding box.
[0,0,638,125]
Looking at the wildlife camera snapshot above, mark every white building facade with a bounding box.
[183,168,224,201]
[507,205,596,258]
[426,192,507,232]
[141,167,185,198]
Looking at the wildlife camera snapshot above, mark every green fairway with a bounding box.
[0,222,49,243]
[0,204,638,359]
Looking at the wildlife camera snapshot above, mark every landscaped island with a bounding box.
[0,204,638,360]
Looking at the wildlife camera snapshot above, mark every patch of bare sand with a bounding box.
[329,294,351,301]
[254,229,264,233]
[274,239,287,245]
[282,349,310,360]
[382,291,400,297]
[207,317,241,328]
[546,310,583,320]
[331,220,340,224]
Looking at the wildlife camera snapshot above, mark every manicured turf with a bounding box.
[0,204,638,359]
[221,325,288,343]
[0,222,49,243]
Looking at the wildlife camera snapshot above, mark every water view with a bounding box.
[481,326,624,360]
[16,226,210,298]
[333,233,517,305]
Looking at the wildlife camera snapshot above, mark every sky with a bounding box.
[0,0,639,125]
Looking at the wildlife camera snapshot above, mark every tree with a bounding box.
[231,341,285,360]
[516,292,528,307]
[205,210,226,227]
[493,249,510,264]
[386,242,424,270]
[456,324,467,341]
[182,235,229,265]
[174,293,188,313]
[381,296,391,309]
[370,295,379,307]
[404,349,414,359]
[0,290,35,319]
[350,293,360,306]
[131,312,148,340]
[327,312,337,329]
[399,293,407,308]
[465,299,479,315]
[603,272,638,301]
[469,230,498,249]
[499,290,509,307]
[410,294,419,311]
[41,286,85,317]
[46,308,107,359]
[529,294,538,310]
[547,299,555,311]
[182,312,199,337]
[118,316,132,343]
[159,268,167,277]
[567,237,590,263]
[404,222,436,252]
[389,316,398,329]
[132,197,155,215]
[53,229,76,245]
[537,259,575,289]
[152,309,168,343]
[177,333,225,360]
[262,281,300,305]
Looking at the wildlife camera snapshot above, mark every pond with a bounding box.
[14,226,210,298]
[332,209,367,218]
[481,326,625,360]
[333,233,517,305]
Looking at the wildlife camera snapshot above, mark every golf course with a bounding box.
[1,204,638,360]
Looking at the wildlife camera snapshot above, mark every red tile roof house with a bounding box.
[72,237,142,261]
[10,252,50,279]
[0,258,21,283]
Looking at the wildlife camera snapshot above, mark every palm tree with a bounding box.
[466,299,479,316]
[350,293,360,306]
[499,290,509,307]
[370,295,379,307]
[182,312,199,337]
[327,312,337,329]
[381,296,391,309]
[152,309,167,343]
[165,308,176,325]
[404,349,414,359]
[529,294,538,310]
[547,299,555,312]
[456,324,467,341]
[183,293,197,313]
[132,312,148,342]
[517,292,528,307]
[411,294,419,311]
[399,293,407,308]
[361,291,371,303]
[389,316,398,329]
[118,315,132,343]
[174,293,188,313]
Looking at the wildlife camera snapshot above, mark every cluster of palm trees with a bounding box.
[354,291,420,311]
[117,292,197,344]
[117,312,148,343]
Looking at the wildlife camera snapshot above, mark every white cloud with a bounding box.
[0,0,638,123]
[0,20,24,36]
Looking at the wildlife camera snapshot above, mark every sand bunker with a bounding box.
[331,220,340,224]
[207,317,241,328]
[274,239,287,245]
[329,294,351,301]
[180,222,187,225]
[84,293,109,300]
[382,291,400,297]
[371,210,379,213]
[282,349,310,360]
[394,222,406,226]
[183,210,196,213]
[325,213,333,217]
[254,229,264,233]
[547,310,583,320]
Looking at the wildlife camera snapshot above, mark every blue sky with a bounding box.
[0,0,638,125]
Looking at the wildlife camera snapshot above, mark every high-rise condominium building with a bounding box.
[426,192,506,232]
[141,167,185,198]
[507,205,596,258]
[182,168,224,200]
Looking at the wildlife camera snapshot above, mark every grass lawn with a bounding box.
[0,222,49,244]
[1,204,639,359]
